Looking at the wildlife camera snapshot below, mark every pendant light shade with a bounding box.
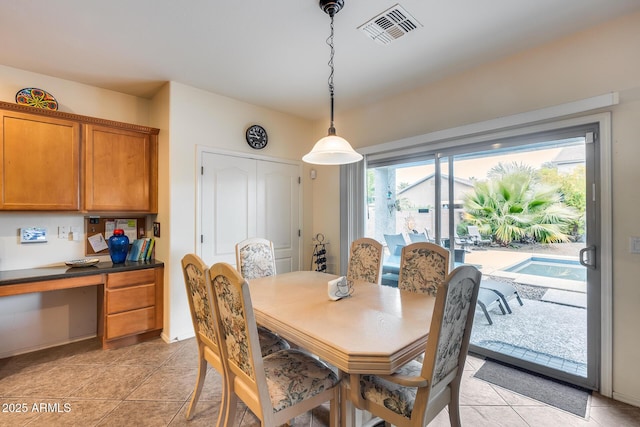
[303,0,362,166]
[303,133,362,165]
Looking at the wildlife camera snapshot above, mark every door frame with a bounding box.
[346,109,613,396]
[195,145,303,271]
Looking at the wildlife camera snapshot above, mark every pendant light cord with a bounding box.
[327,14,336,135]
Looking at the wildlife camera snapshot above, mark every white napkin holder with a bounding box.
[328,276,347,301]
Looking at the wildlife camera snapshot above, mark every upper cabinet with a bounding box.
[0,102,159,213]
[0,110,80,210]
[84,125,158,213]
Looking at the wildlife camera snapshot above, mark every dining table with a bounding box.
[248,270,437,426]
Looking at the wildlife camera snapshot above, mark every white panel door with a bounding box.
[257,161,300,274]
[201,153,256,266]
[200,151,300,273]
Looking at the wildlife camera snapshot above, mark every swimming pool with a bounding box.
[505,257,586,281]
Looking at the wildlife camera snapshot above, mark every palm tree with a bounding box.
[464,162,580,245]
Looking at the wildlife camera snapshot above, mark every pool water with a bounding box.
[505,257,586,281]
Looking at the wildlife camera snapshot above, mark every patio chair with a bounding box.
[180,254,289,422]
[408,231,428,243]
[397,242,449,296]
[235,237,276,279]
[468,225,491,247]
[346,237,384,285]
[480,278,523,314]
[383,233,407,256]
[207,262,340,427]
[476,288,507,325]
[347,265,482,427]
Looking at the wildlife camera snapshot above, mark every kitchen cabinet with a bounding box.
[0,261,164,350]
[0,101,158,213]
[0,109,80,210]
[104,267,163,346]
[84,125,158,213]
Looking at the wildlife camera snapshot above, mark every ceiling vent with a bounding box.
[358,4,422,46]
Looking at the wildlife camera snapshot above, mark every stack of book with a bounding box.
[127,237,156,262]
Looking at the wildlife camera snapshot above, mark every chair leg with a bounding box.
[478,302,493,325]
[497,301,507,315]
[448,383,462,427]
[223,393,239,427]
[185,350,207,420]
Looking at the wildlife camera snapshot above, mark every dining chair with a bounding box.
[207,262,340,427]
[346,237,384,285]
[397,242,450,296]
[348,265,482,427]
[180,254,289,422]
[235,237,276,279]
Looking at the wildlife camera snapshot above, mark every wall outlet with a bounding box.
[70,226,81,241]
[58,226,69,240]
[630,237,640,254]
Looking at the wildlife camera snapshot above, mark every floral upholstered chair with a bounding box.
[235,237,276,280]
[397,242,450,296]
[207,262,340,427]
[348,265,482,427]
[180,254,289,423]
[346,237,384,285]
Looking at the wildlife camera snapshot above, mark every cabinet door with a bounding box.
[84,125,157,212]
[0,111,80,210]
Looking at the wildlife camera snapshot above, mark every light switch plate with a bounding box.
[630,237,640,254]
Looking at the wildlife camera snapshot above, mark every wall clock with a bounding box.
[246,124,268,149]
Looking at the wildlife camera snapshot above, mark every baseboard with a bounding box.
[612,391,640,408]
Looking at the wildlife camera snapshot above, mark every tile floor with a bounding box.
[1,337,640,426]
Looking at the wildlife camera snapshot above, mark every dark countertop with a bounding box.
[0,260,164,286]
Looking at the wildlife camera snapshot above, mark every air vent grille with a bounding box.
[358,4,422,46]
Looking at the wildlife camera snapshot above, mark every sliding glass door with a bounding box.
[364,125,600,389]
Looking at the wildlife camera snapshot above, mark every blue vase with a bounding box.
[108,229,130,263]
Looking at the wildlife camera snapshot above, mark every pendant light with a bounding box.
[303,0,363,165]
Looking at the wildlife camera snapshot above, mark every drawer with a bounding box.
[107,283,155,314]
[107,268,155,289]
[106,306,156,340]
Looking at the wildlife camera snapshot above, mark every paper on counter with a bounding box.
[88,233,108,253]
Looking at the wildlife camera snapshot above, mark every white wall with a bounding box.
[154,82,316,342]
[313,11,640,405]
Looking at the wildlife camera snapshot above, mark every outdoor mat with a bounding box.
[473,359,590,417]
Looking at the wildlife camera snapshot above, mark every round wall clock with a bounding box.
[246,124,268,149]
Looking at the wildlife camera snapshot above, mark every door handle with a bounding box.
[579,246,596,269]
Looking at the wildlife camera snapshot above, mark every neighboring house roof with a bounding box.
[551,146,585,166]
[398,173,474,195]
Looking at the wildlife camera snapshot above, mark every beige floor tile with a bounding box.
[460,371,509,406]
[24,398,120,427]
[71,365,156,399]
[126,365,198,401]
[589,404,640,426]
[2,336,639,426]
[460,405,529,426]
[96,400,184,426]
[514,405,600,426]
[5,364,96,398]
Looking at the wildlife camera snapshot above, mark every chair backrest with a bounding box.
[235,237,276,279]
[397,242,450,296]
[346,237,384,285]
[467,225,481,238]
[383,233,407,256]
[416,265,481,417]
[208,262,272,420]
[408,232,428,243]
[181,254,221,365]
